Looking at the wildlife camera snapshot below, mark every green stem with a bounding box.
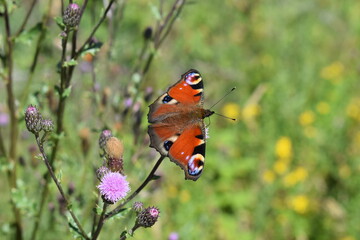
[20,0,53,108]
[2,1,23,239]
[35,135,90,240]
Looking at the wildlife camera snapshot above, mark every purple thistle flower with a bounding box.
[97,172,130,203]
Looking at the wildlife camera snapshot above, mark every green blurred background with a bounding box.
[1,0,360,239]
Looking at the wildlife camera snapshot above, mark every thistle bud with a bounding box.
[136,207,160,228]
[96,166,110,180]
[132,202,144,213]
[42,118,54,132]
[25,105,43,134]
[99,129,112,150]
[63,3,81,28]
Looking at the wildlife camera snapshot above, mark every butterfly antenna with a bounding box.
[214,112,236,121]
[209,87,236,110]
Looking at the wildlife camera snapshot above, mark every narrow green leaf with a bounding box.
[54,16,65,30]
[15,23,43,45]
[62,85,72,98]
[63,59,78,67]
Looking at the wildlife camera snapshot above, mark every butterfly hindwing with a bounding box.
[147,69,210,181]
[168,124,206,180]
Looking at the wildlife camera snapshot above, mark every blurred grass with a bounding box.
[1,0,360,239]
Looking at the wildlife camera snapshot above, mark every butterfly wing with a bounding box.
[148,69,207,181]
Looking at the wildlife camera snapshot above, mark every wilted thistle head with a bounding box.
[25,105,43,134]
[136,207,160,228]
[104,137,124,172]
[99,129,113,150]
[63,3,81,28]
[97,172,130,204]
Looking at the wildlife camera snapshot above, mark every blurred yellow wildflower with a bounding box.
[273,160,288,175]
[180,189,191,203]
[320,61,344,84]
[303,126,318,139]
[316,101,330,115]
[288,195,310,214]
[283,167,308,187]
[222,102,241,120]
[346,98,360,121]
[275,137,293,160]
[299,110,315,126]
[242,104,261,121]
[167,185,178,198]
[262,169,275,183]
[339,164,351,179]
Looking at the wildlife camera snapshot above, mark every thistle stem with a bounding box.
[34,135,90,240]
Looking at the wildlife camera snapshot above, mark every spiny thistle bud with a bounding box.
[25,105,43,134]
[63,3,81,28]
[136,207,160,228]
[96,166,110,180]
[41,118,54,132]
[99,129,112,150]
[132,202,144,213]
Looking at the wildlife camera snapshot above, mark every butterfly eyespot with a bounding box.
[162,95,173,103]
[163,140,173,151]
[188,154,204,176]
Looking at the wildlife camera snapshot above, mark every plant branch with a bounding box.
[75,0,116,59]
[20,0,53,108]
[34,135,90,240]
[105,155,165,219]
[2,1,23,239]
[14,0,38,37]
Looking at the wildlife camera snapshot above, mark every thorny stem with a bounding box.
[34,135,90,240]
[105,155,165,219]
[2,1,23,239]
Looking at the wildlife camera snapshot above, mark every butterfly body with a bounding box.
[148,69,214,181]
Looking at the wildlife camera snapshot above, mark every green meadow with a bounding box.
[1,0,360,239]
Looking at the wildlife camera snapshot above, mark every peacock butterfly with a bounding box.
[147,69,214,181]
